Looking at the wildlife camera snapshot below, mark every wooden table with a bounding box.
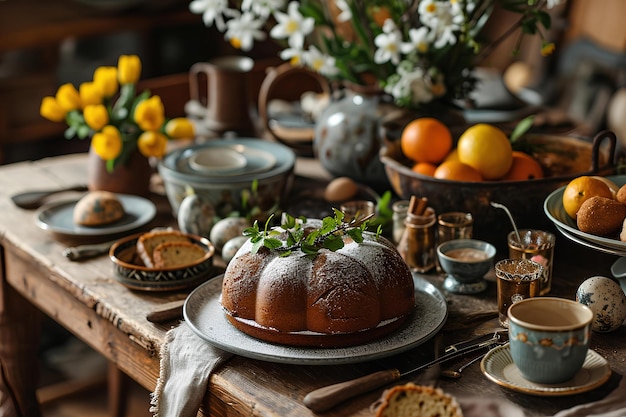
[0,153,624,417]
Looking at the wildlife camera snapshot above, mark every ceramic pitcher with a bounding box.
[189,56,256,136]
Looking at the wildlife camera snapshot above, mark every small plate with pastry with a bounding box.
[35,191,156,237]
[109,230,217,291]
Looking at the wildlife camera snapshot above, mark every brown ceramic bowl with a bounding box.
[109,232,216,291]
[380,130,617,243]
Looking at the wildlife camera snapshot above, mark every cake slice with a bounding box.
[136,230,189,267]
[152,241,207,268]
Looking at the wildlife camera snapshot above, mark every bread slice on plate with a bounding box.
[153,241,207,269]
[373,383,463,417]
[136,230,190,268]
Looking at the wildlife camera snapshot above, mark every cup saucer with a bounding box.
[481,343,611,396]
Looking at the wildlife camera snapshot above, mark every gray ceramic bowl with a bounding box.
[437,239,496,294]
[158,138,296,221]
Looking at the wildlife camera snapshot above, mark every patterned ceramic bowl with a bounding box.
[109,232,216,291]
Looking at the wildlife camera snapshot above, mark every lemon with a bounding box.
[457,124,513,180]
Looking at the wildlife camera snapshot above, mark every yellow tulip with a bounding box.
[83,104,109,131]
[137,130,168,158]
[118,55,142,85]
[55,83,81,112]
[79,82,103,107]
[91,125,122,161]
[93,66,118,98]
[165,117,195,139]
[40,96,67,122]
[541,42,556,57]
[134,95,165,131]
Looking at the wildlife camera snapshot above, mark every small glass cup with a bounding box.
[507,229,556,295]
[397,207,437,273]
[340,200,375,222]
[437,212,473,245]
[392,200,410,244]
[495,258,543,328]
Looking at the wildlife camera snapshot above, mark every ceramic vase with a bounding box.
[313,87,398,190]
[87,147,153,196]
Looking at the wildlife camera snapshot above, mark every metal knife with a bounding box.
[303,331,506,413]
[63,239,118,261]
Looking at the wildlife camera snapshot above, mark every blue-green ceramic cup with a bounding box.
[508,297,593,384]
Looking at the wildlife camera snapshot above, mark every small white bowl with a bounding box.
[188,147,247,174]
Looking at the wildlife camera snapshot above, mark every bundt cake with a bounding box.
[220,219,416,347]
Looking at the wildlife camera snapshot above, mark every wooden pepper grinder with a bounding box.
[397,195,437,273]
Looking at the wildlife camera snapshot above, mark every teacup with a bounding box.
[508,297,593,384]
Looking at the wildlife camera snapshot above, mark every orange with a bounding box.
[457,124,513,180]
[400,117,453,164]
[444,148,459,162]
[412,162,437,176]
[562,176,614,219]
[500,151,544,181]
[433,160,483,182]
[592,176,619,198]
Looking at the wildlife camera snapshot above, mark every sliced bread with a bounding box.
[152,241,207,268]
[136,230,190,267]
[373,383,463,417]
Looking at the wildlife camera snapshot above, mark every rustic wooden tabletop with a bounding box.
[0,153,624,417]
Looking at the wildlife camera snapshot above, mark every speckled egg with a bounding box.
[576,276,626,333]
[221,236,249,264]
[209,217,250,252]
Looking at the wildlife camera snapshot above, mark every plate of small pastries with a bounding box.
[544,175,626,253]
[36,191,156,237]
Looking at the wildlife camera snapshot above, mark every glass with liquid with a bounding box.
[495,258,543,328]
[437,212,473,244]
[508,229,555,295]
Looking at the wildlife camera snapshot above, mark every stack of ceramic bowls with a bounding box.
[158,138,296,219]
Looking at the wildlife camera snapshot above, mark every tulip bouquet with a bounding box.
[40,55,194,172]
[190,0,564,110]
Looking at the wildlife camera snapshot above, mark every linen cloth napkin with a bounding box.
[150,321,233,417]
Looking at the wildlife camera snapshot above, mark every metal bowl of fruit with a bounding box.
[380,129,616,244]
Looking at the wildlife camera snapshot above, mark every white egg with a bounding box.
[209,217,250,252]
[221,236,250,264]
[576,276,626,332]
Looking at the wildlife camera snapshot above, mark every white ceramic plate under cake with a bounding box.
[481,343,611,396]
[35,195,156,237]
[184,273,448,365]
